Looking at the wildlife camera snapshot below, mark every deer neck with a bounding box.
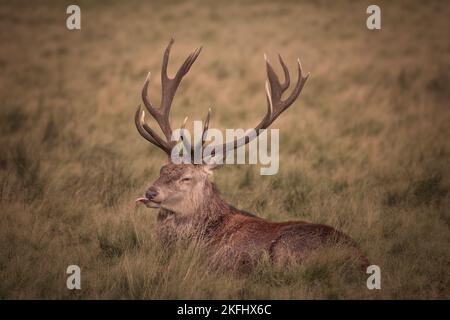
[157,182,231,238]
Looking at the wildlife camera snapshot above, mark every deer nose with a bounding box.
[145,187,158,200]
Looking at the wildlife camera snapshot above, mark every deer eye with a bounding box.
[180,177,192,182]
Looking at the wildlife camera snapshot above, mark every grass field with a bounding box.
[0,0,449,299]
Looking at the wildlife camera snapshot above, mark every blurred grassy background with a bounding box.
[0,0,449,298]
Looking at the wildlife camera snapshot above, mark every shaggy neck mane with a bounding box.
[200,182,229,215]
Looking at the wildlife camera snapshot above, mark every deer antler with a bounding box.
[135,38,202,155]
[135,41,309,162]
[209,53,309,159]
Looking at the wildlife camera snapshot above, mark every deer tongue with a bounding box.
[135,197,148,204]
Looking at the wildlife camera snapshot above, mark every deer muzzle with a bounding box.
[136,187,161,208]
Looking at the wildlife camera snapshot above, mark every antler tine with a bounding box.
[264,54,283,102]
[262,80,273,127]
[134,105,169,152]
[278,54,290,91]
[201,107,211,147]
[179,116,192,155]
[175,47,203,80]
[141,113,170,150]
[187,107,212,159]
[280,58,309,110]
[161,37,175,83]
[141,72,159,119]
[158,39,202,140]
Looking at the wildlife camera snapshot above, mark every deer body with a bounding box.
[142,164,368,271]
[134,39,368,271]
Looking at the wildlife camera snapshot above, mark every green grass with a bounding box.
[0,0,449,299]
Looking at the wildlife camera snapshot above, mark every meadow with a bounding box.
[0,0,449,299]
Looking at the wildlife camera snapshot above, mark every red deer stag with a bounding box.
[135,39,369,271]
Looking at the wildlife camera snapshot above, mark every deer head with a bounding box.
[136,163,216,216]
[135,39,309,216]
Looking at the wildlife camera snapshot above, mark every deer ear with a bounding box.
[203,163,221,175]
[202,154,223,174]
[203,161,222,174]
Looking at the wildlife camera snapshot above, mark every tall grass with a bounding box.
[0,0,449,299]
